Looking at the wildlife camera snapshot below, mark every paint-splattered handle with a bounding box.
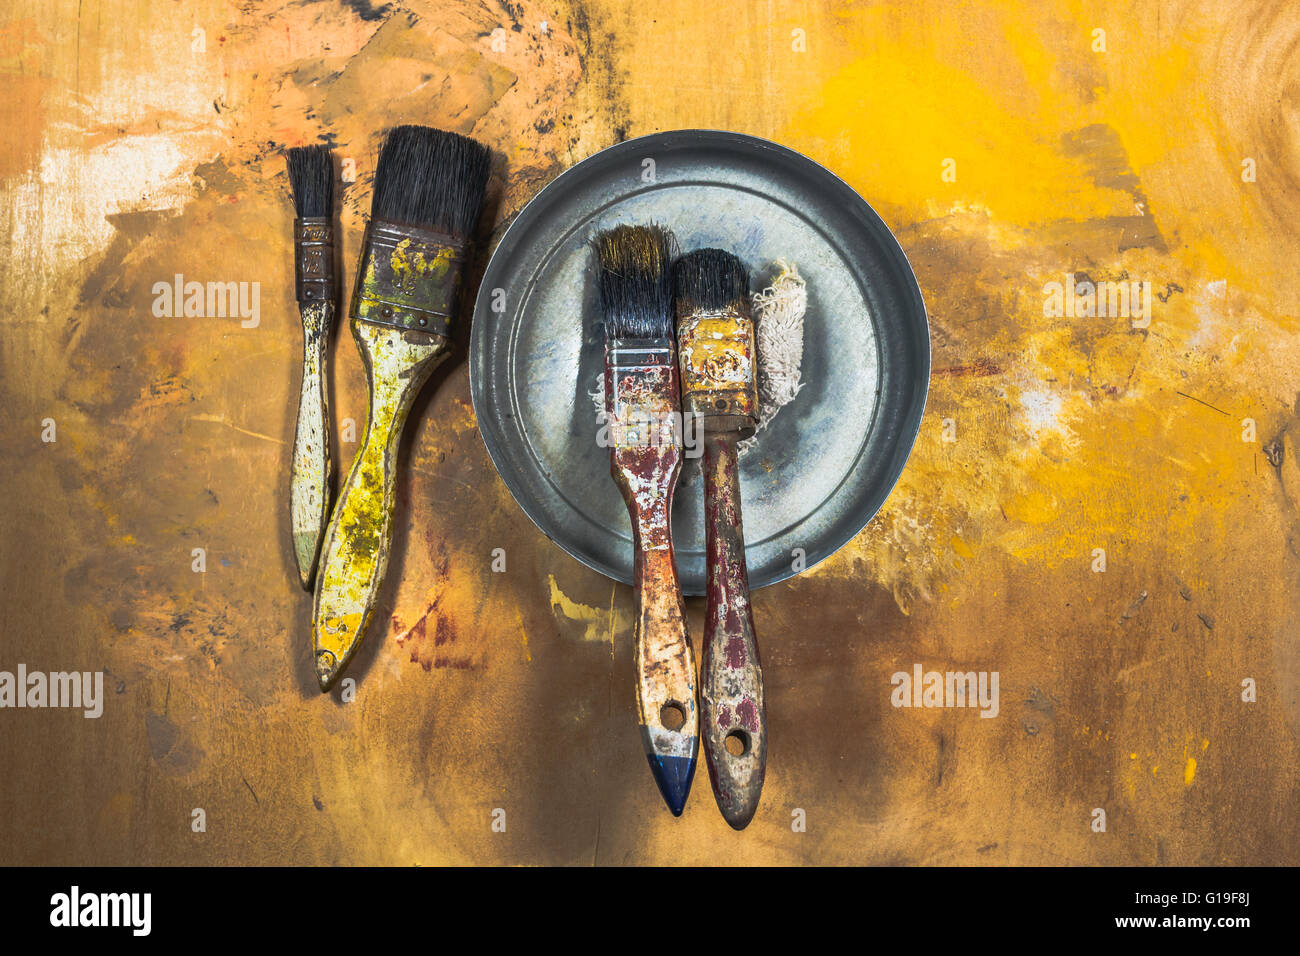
[633,544,699,817]
[311,321,449,692]
[613,444,699,816]
[701,433,766,829]
[290,299,333,589]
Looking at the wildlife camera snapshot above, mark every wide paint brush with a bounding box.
[284,145,337,588]
[594,225,699,815]
[673,248,766,829]
[312,125,491,691]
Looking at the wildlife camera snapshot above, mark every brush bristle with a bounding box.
[285,145,334,219]
[370,125,492,237]
[672,248,749,314]
[593,225,676,340]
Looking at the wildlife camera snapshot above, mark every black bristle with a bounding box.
[285,145,334,219]
[370,125,492,237]
[672,248,749,314]
[593,225,676,340]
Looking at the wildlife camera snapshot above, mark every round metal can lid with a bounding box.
[470,129,929,595]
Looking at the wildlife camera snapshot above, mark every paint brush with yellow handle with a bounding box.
[594,225,699,815]
[673,248,766,829]
[284,144,336,588]
[312,125,491,691]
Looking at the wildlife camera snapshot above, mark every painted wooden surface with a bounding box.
[1,0,1298,864]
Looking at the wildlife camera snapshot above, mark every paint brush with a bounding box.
[673,248,766,829]
[285,144,337,589]
[594,224,699,815]
[312,125,491,691]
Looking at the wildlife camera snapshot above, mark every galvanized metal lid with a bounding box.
[469,129,929,595]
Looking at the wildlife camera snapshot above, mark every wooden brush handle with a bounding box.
[701,432,766,829]
[290,299,334,589]
[613,445,699,816]
[311,321,450,691]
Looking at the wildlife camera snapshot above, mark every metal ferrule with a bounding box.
[349,219,467,336]
[294,217,335,303]
[604,338,682,450]
[676,305,758,437]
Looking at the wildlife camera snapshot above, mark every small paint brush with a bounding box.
[285,144,337,589]
[673,248,766,829]
[312,125,491,692]
[594,225,699,816]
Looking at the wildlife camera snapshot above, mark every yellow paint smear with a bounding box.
[788,30,1131,225]
[547,574,631,644]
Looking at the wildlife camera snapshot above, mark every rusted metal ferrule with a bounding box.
[294,217,335,303]
[350,219,467,336]
[604,339,682,450]
[676,305,758,437]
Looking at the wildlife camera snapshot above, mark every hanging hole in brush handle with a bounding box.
[660,702,686,730]
[725,730,750,757]
[700,433,767,830]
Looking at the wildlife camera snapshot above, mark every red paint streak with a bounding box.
[736,698,758,731]
[394,613,428,646]
[716,703,731,730]
[390,541,474,671]
[725,634,746,669]
[434,615,457,647]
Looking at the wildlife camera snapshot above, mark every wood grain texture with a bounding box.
[0,0,1298,864]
